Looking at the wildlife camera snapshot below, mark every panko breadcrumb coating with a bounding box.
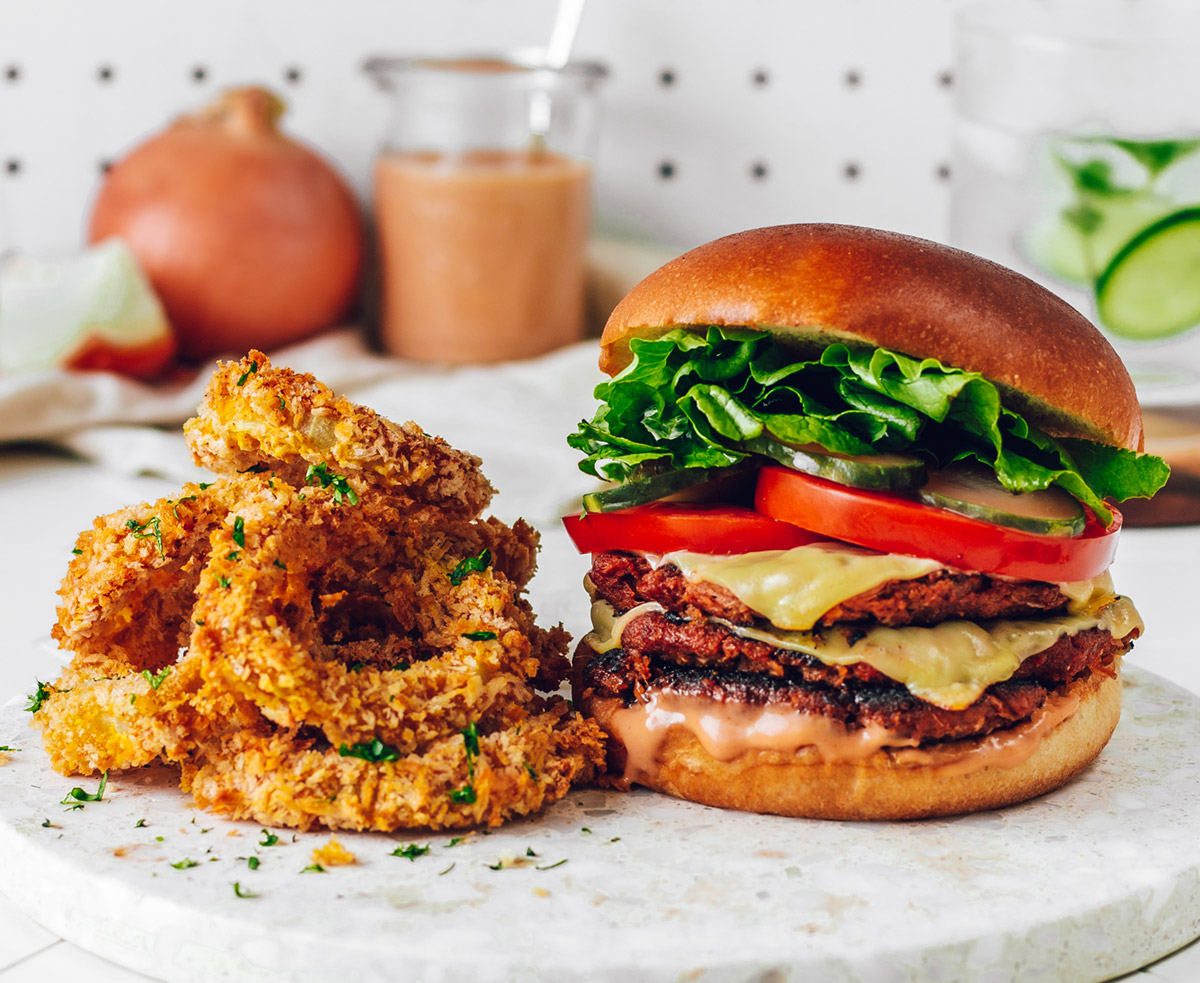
[33,352,604,831]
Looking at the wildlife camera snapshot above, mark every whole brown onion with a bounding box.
[89,86,364,361]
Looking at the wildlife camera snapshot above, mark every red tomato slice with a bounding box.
[754,465,1120,582]
[562,502,824,555]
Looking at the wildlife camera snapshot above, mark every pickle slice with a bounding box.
[1096,207,1200,340]
[582,465,751,512]
[747,434,926,491]
[917,464,1085,537]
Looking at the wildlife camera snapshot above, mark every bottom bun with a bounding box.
[577,658,1122,821]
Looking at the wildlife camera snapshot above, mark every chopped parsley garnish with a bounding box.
[171,858,199,869]
[447,836,469,847]
[348,662,366,673]
[233,881,256,898]
[304,463,358,506]
[300,863,325,873]
[450,722,479,804]
[232,515,245,548]
[237,463,270,474]
[581,827,592,835]
[439,863,456,876]
[0,745,16,752]
[226,550,240,561]
[61,771,107,809]
[126,516,164,558]
[462,630,497,641]
[524,763,538,781]
[217,575,232,589]
[390,843,431,861]
[135,819,146,828]
[141,667,171,690]
[25,681,52,713]
[259,829,280,847]
[338,738,400,763]
[236,360,258,386]
[41,819,57,828]
[247,856,260,870]
[199,482,214,490]
[273,558,287,569]
[278,394,286,410]
[537,859,568,871]
[71,547,83,556]
[172,495,197,519]
[449,549,491,586]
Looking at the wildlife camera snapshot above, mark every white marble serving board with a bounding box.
[1,667,1199,983]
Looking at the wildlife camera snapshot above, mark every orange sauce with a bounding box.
[374,148,591,363]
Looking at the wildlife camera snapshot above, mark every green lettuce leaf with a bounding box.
[567,326,1169,524]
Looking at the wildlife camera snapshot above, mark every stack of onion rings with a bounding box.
[34,352,604,831]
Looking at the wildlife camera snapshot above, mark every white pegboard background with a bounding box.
[0,0,966,258]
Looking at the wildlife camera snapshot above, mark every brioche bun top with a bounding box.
[600,224,1142,451]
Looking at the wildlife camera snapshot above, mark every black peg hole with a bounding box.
[938,70,954,89]
[98,159,113,175]
[844,69,862,88]
[191,65,208,84]
[284,66,303,85]
[4,65,20,83]
[5,159,22,176]
[843,162,861,181]
[751,69,770,87]
[657,159,677,180]
[750,161,769,181]
[936,162,952,182]
[658,68,676,87]
[97,64,115,83]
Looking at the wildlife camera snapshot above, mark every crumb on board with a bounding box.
[311,835,356,867]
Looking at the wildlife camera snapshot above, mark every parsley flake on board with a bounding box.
[171,858,199,870]
[300,863,325,874]
[304,463,358,505]
[449,549,491,586]
[390,843,431,861]
[41,819,57,828]
[462,630,497,641]
[126,516,164,558]
[338,739,400,763]
[259,829,280,847]
[135,819,146,828]
[233,881,257,898]
[61,772,107,809]
[236,360,258,386]
[141,667,171,690]
[0,745,16,752]
[247,856,260,870]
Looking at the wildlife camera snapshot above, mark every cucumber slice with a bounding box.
[746,434,926,491]
[917,464,1085,537]
[582,466,750,512]
[1096,207,1200,340]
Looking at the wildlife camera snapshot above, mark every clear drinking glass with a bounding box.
[363,52,607,364]
[951,1,1200,407]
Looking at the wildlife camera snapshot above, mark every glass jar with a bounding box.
[364,52,607,364]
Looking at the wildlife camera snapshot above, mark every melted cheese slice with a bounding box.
[719,593,1141,709]
[663,545,942,631]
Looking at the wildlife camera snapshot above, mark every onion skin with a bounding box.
[89,87,364,362]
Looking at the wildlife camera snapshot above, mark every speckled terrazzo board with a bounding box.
[1,666,1198,983]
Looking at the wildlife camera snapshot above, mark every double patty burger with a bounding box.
[564,224,1169,820]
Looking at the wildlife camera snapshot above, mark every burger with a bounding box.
[563,224,1169,820]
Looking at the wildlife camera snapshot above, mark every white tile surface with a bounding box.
[0,890,56,972]
[1,941,159,983]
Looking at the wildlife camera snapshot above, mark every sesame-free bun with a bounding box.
[577,655,1121,821]
[600,224,1143,452]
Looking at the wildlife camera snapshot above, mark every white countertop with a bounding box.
[1,387,1199,981]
